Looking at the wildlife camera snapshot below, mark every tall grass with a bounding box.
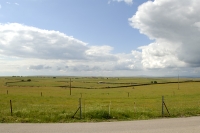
[0,76,200,122]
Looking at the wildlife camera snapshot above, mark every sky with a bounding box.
[0,0,200,77]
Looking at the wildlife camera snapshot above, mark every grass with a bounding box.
[1,76,200,123]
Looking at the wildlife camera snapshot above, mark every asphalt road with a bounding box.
[1,117,200,133]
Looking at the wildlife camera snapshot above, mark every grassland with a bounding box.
[1,76,200,123]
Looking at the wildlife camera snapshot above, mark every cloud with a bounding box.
[0,23,121,62]
[124,0,133,5]
[85,45,117,61]
[0,23,143,76]
[129,0,200,69]
[114,52,142,71]
[29,65,51,70]
[138,42,186,69]
[108,0,133,5]
[0,23,88,60]
[0,4,1,9]
[6,2,19,5]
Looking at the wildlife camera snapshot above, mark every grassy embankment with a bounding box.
[0,76,200,123]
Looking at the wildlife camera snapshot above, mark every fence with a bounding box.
[2,89,200,122]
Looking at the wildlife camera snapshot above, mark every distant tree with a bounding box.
[27,79,31,82]
[154,81,157,84]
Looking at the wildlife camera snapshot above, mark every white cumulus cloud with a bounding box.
[0,23,88,60]
[0,23,142,76]
[129,0,200,69]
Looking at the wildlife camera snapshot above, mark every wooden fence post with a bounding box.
[79,98,82,119]
[70,78,72,95]
[109,101,111,116]
[10,100,13,116]
[84,99,86,118]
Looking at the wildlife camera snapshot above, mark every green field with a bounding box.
[1,76,200,123]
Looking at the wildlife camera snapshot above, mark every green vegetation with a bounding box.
[1,76,200,123]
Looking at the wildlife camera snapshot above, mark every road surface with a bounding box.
[1,117,200,133]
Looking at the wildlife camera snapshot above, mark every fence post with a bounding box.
[84,99,86,118]
[109,101,111,116]
[10,100,13,116]
[7,90,8,95]
[70,78,72,95]
[162,96,164,117]
[134,102,136,112]
[41,92,42,97]
[79,98,82,119]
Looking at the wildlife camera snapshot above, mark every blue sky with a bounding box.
[0,0,151,53]
[1,0,200,77]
